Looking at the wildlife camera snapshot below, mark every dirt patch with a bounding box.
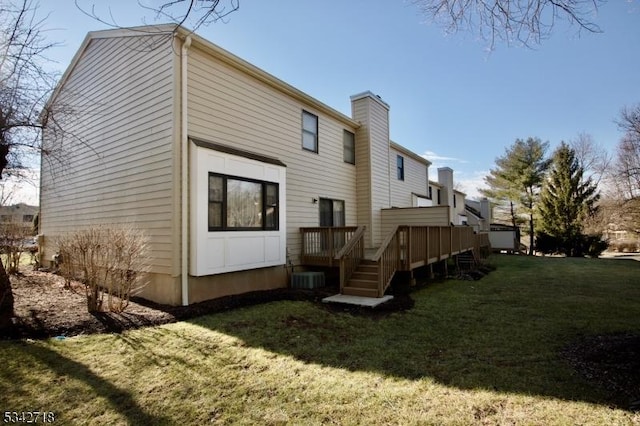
[562,333,640,411]
[1,268,411,340]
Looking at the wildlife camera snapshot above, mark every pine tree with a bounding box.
[481,137,551,255]
[538,142,600,256]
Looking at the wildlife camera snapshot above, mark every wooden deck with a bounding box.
[301,226,491,298]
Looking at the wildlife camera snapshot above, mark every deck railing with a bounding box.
[300,226,359,267]
[301,225,485,298]
[474,232,491,258]
[334,226,366,292]
[372,225,477,297]
[371,225,401,297]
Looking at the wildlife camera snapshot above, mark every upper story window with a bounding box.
[343,130,355,164]
[428,186,433,199]
[397,155,404,180]
[208,173,279,231]
[454,194,457,208]
[437,189,441,205]
[302,110,318,153]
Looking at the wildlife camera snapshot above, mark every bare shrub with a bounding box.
[609,240,640,253]
[57,226,149,313]
[0,221,31,274]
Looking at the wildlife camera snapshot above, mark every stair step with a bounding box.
[348,278,378,290]
[357,264,377,273]
[342,286,379,298]
[360,259,378,266]
[351,271,377,280]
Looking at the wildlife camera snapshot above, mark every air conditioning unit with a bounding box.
[291,272,325,289]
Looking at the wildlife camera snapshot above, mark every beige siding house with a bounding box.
[41,25,482,306]
[0,204,38,229]
[426,168,468,225]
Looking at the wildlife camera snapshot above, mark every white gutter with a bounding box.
[181,35,192,306]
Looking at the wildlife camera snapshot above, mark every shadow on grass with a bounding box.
[1,342,172,425]
[185,257,640,411]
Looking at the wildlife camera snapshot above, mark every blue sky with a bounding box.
[12,0,640,204]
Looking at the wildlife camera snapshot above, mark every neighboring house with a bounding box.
[0,203,38,232]
[40,25,484,306]
[465,198,493,232]
[424,168,467,225]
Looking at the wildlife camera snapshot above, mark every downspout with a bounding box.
[181,35,192,306]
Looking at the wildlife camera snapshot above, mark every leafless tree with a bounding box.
[0,0,77,329]
[412,0,605,48]
[75,0,239,33]
[606,105,640,235]
[569,132,611,189]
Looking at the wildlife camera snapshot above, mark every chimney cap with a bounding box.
[350,91,390,110]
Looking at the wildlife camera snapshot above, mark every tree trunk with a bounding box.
[528,213,535,256]
[0,260,14,330]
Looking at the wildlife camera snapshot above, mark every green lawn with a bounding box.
[1,255,639,425]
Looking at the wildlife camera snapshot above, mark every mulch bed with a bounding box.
[2,267,638,410]
[1,267,412,340]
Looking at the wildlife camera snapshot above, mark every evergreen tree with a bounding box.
[538,143,600,256]
[481,137,551,255]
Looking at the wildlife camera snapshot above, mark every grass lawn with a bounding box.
[1,255,639,425]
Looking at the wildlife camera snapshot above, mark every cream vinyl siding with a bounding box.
[186,45,358,265]
[351,93,390,248]
[380,206,450,237]
[352,101,373,247]
[389,146,428,208]
[40,34,176,274]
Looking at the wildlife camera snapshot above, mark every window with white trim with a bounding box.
[208,173,279,231]
[397,155,404,180]
[302,110,318,153]
[343,130,355,164]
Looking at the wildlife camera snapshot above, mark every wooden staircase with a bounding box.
[342,259,380,298]
[456,249,478,272]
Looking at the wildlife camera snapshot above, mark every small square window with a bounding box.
[397,155,404,181]
[343,130,355,164]
[302,110,318,153]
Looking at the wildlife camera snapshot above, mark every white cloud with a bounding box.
[421,150,469,165]
[453,170,488,201]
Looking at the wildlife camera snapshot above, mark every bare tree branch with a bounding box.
[75,0,239,34]
[569,132,611,188]
[412,0,605,49]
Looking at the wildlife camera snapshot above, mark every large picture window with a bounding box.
[208,173,279,231]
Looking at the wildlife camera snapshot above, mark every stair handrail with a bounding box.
[334,225,366,292]
[334,225,366,260]
[371,225,400,261]
[371,225,402,297]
